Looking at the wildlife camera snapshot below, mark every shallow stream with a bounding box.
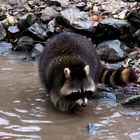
[0,57,140,140]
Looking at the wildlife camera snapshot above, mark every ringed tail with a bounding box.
[100,67,138,86]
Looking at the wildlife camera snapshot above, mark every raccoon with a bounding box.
[39,32,137,112]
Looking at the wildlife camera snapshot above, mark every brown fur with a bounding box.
[39,32,138,111]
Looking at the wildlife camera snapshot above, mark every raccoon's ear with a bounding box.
[84,65,90,76]
[64,68,71,79]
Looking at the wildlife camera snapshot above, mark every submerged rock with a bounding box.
[57,7,94,31]
[85,123,103,134]
[17,54,32,62]
[0,41,13,56]
[96,40,128,62]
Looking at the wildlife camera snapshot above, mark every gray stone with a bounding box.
[96,40,128,62]
[0,41,13,56]
[133,29,140,43]
[31,43,44,60]
[18,13,37,30]
[17,54,32,62]
[0,22,6,40]
[50,0,70,7]
[59,7,94,31]
[76,2,86,8]
[85,123,103,134]
[28,23,47,40]
[16,36,34,52]
[41,7,59,22]
[100,18,129,29]
[8,25,20,34]
[47,19,56,35]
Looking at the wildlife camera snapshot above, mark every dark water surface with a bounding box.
[0,58,140,140]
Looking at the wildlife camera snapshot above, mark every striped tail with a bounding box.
[100,67,138,86]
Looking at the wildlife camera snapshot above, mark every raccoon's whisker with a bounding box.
[88,100,95,106]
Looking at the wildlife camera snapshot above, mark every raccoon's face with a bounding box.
[60,65,96,107]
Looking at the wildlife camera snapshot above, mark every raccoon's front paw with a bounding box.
[71,104,90,115]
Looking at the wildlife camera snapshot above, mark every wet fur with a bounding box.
[39,32,138,112]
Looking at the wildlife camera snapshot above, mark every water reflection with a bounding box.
[0,58,139,140]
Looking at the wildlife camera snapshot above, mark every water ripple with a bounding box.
[5,125,41,132]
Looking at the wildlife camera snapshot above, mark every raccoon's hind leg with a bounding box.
[100,67,138,87]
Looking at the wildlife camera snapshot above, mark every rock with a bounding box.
[28,23,47,40]
[96,40,128,62]
[127,8,140,29]
[85,123,103,134]
[17,54,32,62]
[76,2,86,8]
[0,41,13,56]
[57,7,94,31]
[0,22,6,40]
[31,43,44,60]
[41,7,59,22]
[16,36,34,52]
[102,62,122,70]
[46,19,56,36]
[8,25,20,34]
[133,29,140,45]
[100,18,129,29]
[92,18,135,44]
[49,0,70,7]
[18,13,37,30]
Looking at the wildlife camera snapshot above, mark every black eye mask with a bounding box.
[65,91,93,101]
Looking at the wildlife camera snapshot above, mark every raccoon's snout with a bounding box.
[76,98,88,107]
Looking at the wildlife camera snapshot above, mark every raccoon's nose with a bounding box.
[81,102,87,107]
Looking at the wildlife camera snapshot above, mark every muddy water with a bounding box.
[0,57,140,140]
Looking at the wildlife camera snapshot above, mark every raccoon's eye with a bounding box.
[65,92,81,101]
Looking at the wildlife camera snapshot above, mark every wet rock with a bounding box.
[17,54,32,62]
[121,95,140,106]
[114,84,140,105]
[41,7,59,22]
[127,8,140,29]
[85,123,103,134]
[57,7,94,31]
[0,41,13,56]
[96,40,128,62]
[28,23,47,40]
[50,0,70,7]
[0,22,6,40]
[16,36,34,52]
[18,13,37,30]
[31,43,44,60]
